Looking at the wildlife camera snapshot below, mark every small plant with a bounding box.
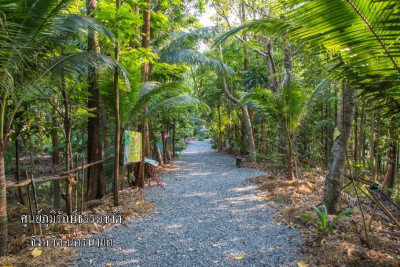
[276,195,283,202]
[299,205,353,236]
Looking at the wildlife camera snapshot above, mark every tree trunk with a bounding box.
[217,105,222,152]
[154,140,163,166]
[386,116,398,195]
[14,139,25,205]
[370,111,376,181]
[139,0,152,182]
[51,104,61,208]
[100,97,110,149]
[376,112,381,178]
[357,99,365,165]
[265,39,279,93]
[0,144,7,256]
[113,0,120,206]
[241,105,256,161]
[134,124,145,188]
[354,102,358,163]
[240,2,249,71]
[86,0,105,201]
[220,63,256,161]
[322,81,356,214]
[172,119,176,156]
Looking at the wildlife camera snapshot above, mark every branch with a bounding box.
[213,2,268,59]
[220,63,239,104]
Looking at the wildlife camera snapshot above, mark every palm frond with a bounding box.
[49,14,115,41]
[163,26,221,53]
[138,81,190,102]
[144,96,200,118]
[160,48,234,74]
[43,51,130,87]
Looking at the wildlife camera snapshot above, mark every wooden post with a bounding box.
[30,174,42,235]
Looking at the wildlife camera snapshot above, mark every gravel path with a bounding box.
[73,141,301,266]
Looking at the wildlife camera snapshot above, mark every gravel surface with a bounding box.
[73,141,301,266]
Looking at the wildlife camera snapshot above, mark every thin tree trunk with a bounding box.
[100,97,110,149]
[138,0,152,183]
[217,105,222,152]
[358,99,366,165]
[370,111,376,181]
[51,103,61,208]
[154,140,163,166]
[323,81,356,214]
[354,102,358,163]
[0,144,7,256]
[376,112,381,177]
[113,0,120,206]
[60,64,74,215]
[265,39,279,93]
[86,0,105,200]
[386,116,398,195]
[172,119,176,156]
[15,139,25,205]
[240,2,249,71]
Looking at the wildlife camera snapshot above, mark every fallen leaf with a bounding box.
[138,237,143,240]
[187,248,196,251]
[231,253,244,260]
[136,200,144,205]
[89,259,93,265]
[211,244,219,247]
[31,248,42,258]
[213,260,221,263]
[321,239,326,245]
[276,246,282,250]
[213,216,217,219]
[106,264,112,267]
[297,262,307,267]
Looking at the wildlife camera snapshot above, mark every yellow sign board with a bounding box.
[124,131,142,163]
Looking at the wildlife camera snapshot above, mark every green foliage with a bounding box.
[299,205,353,236]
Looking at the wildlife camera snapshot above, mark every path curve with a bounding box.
[74,141,300,266]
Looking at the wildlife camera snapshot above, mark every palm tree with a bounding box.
[215,0,400,213]
[0,0,128,255]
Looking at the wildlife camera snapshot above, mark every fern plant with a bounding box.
[299,205,353,236]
